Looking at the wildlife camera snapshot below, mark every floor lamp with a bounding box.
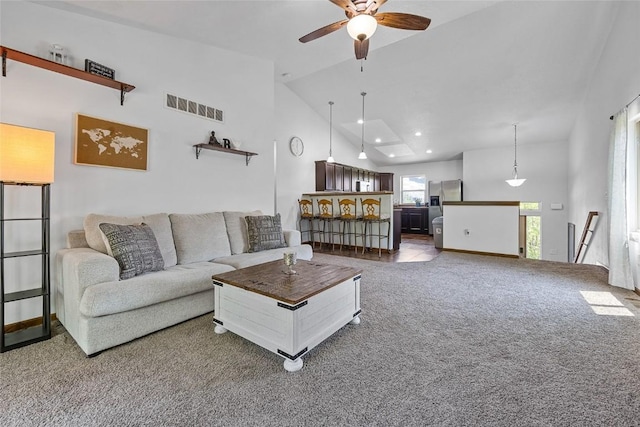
[0,123,55,351]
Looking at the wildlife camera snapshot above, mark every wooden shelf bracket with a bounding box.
[1,45,135,106]
[193,143,257,166]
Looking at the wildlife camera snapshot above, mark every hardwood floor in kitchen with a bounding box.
[309,233,441,263]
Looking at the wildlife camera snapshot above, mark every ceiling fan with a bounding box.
[299,0,431,60]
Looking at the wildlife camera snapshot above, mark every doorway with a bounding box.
[519,202,541,260]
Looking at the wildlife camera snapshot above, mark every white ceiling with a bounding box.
[35,0,618,166]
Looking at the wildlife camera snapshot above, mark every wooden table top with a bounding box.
[212,260,362,305]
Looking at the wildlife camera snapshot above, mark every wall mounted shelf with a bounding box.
[193,143,257,166]
[1,45,135,105]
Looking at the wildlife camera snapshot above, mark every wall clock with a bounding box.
[289,136,304,157]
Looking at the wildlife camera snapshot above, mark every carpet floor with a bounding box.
[1,252,639,426]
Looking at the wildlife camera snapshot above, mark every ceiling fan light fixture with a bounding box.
[347,14,377,41]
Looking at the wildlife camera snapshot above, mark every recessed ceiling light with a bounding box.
[415,131,422,137]
[281,72,291,78]
[389,153,395,158]
[357,119,364,124]
[375,137,381,143]
[426,149,432,154]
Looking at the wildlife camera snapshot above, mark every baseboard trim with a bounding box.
[4,314,57,334]
[443,248,520,259]
[635,288,640,297]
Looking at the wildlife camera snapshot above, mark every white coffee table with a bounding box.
[212,259,362,372]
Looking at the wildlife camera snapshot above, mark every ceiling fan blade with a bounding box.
[355,38,369,60]
[375,12,431,31]
[329,0,357,14]
[299,19,349,43]
[365,0,388,14]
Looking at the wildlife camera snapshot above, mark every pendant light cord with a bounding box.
[361,92,366,152]
[513,123,518,169]
[329,101,334,157]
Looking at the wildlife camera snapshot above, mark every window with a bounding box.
[519,202,541,260]
[520,202,541,211]
[401,175,426,204]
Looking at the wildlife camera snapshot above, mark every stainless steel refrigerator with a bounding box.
[428,179,463,234]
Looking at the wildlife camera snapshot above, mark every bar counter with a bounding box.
[301,191,395,251]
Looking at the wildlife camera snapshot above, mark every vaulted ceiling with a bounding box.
[36,1,618,166]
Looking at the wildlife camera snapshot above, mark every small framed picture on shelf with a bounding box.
[84,59,115,80]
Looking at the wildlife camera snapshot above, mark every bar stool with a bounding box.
[337,198,361,253]
[316,198,339,250]
[360,197,391,257]
[297,199,316,245]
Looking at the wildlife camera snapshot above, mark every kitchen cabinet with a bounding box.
[380,173,394,191]
[373,173,380,191]
[316,161,336,191]
[393,209,402,250]
[334,164,344,191]
[400,207,429,234]
[315,161,393,193]
[343,166,352,192]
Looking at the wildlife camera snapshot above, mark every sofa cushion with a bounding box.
[213,244,313,270]
[85,214,142,254]
[223,210,263,255]
[141,213,178,268]
[84,213,177,268]
[245,214,287,253]
[99,223,165,280]
[79,262,235,318]
[170,212,231,264]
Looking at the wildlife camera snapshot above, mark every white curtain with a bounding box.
[607,108,634,290]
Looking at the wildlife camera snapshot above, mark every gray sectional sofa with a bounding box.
[55,211,313,356]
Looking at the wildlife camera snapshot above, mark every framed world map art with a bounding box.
[75,114,148,171]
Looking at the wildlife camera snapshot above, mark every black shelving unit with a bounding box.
[1,182,51,352]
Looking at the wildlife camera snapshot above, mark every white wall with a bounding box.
[274,83,376,229]
[463,141,569,262]
[443,204,520,257]
[1,2,275,322]
[568,1,640,268]
[379,159,463,203]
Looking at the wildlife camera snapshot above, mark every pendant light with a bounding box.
[505,123,526,187]
[327,101,335,163]
[358,91,367,160]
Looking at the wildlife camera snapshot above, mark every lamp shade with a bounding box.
[0,123,55,184]
[347,14,377,41]
[506,178,526,187]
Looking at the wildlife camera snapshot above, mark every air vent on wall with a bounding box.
[165,93,224,123]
